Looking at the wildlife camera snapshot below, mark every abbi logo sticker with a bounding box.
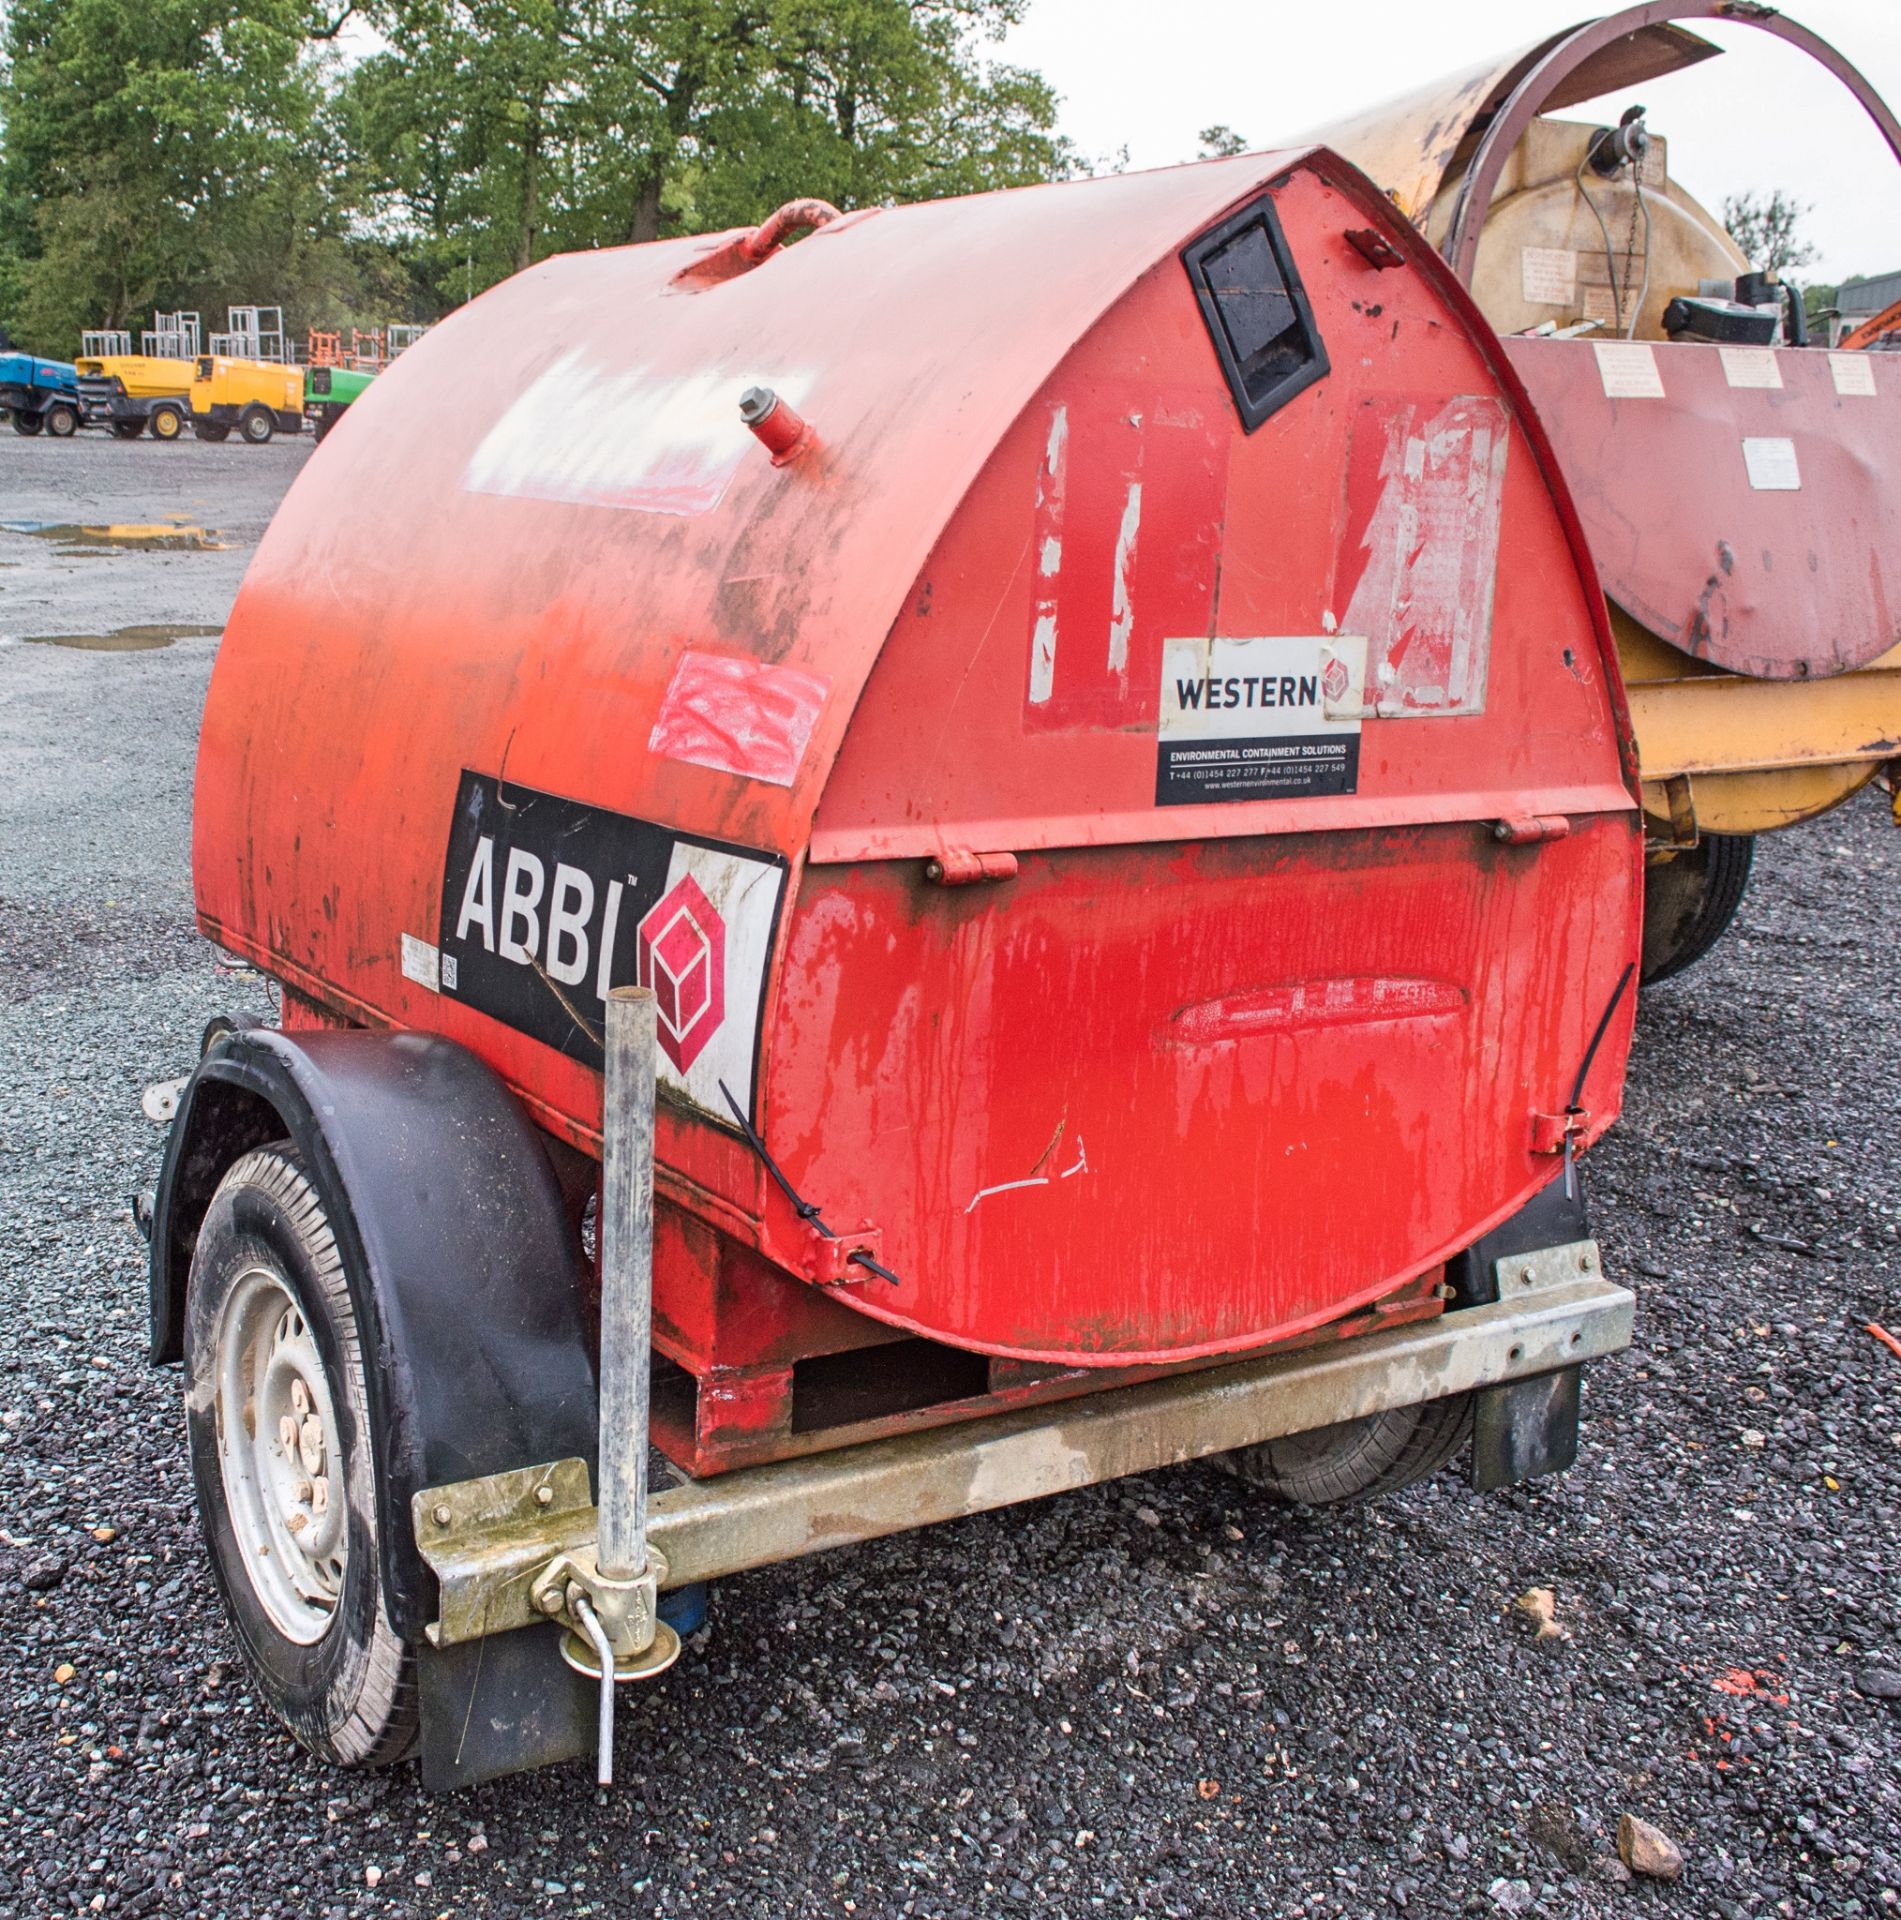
[636,874,726,1072]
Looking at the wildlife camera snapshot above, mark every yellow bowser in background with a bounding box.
[191,356,305,445]
[1313,2,1901,980]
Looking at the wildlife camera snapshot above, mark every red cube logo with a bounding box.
[636,874,725,1071]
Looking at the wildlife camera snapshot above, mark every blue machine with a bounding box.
[0,351,82,437]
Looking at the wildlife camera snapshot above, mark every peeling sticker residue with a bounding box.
[1339,395,1509,717]
[400,932,441,991]
[965,1176,1050,1214]
[1107,481,1142,674]
[649,650,829,787]
[466,353,816,514]
[965,1132,1090,1213]
[1027,405,1069,705]
[1165,977,1467,1045]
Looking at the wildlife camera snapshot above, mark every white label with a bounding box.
[1720,346,1783,390]
[650,843,783,1118]
[1593,341,1664,399]
[1830,352,1877,397]
[1742,437,1801,491]
[1520,247,1577,306]
[400,933,441,992]
[1156,635,1367,805]
[1580,286,1620,329]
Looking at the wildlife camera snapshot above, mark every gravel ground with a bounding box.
[1,431,1897,1919]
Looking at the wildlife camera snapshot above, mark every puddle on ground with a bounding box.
[0,519,227,551]
[19,624,222,652]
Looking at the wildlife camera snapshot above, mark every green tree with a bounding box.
[1198,124,1246,160]
[1720,189,1818,279]
[343,0,1074,310]
[0,0,358,352]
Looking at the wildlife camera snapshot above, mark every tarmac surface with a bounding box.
[0,429,1897,1918]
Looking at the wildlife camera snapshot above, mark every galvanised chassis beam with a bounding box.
[415,1241,1631,1650]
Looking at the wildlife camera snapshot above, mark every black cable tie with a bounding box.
[848,1252,904,1288]
[718,1080,901,1287]
[1570,961,1636,1110]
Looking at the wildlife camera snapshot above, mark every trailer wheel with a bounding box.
[44,402,79,438]
[111,418,145,440]
[239,405,276,445]
[184,1145,417,1766]
[1640,834,1755,985]
[1218,1394,1475,1505]
[150,405,185,441]
[194,420,231,443]
[11,410,42,436]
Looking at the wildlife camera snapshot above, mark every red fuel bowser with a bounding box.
[150,148,1642,1787]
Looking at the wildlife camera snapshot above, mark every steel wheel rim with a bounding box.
[214,1264,347,1643]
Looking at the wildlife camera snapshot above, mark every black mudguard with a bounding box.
[1447,1169,1593,1491]
[149,1026,600,1785]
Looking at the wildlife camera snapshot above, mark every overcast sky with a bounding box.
[998,0,1901,285]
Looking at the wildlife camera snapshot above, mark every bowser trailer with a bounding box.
[150,149,1643,1789]
[1312,2,1901,982]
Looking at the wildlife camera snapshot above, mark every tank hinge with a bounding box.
[1344,228,1405,271]
[925,849,1019,886]
[1492,814,1570,845]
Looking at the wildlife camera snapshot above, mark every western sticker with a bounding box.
[1593,341,1664,399]
[438,770,785,1124]
[1520,248,1577,306]
[1742,437,1801,492]
[1830,353,1877,397]
[1720,345,1782,390]
[1156,634,1367,806]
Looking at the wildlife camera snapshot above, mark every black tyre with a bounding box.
[1640,834,1755,985]
[184,1145,417,1765]
[312,403,342,444]
[150,405,185,441]
[239,404,275,444]
[194,419,231,442]
[1218,1395,1475,1505]
[44,402,79,438]
[11,410,42,436]
[111,418,145,440]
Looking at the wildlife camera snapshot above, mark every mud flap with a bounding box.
[1470,1364,1581,1491]
[419,1630,595,1792]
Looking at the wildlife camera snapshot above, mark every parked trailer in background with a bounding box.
[76,314,203,441]
[191,356,304,443]
[305,362,375,441]
[1312,2,1901,981]
[0,350,81,436]
[152,151,1643,1789]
